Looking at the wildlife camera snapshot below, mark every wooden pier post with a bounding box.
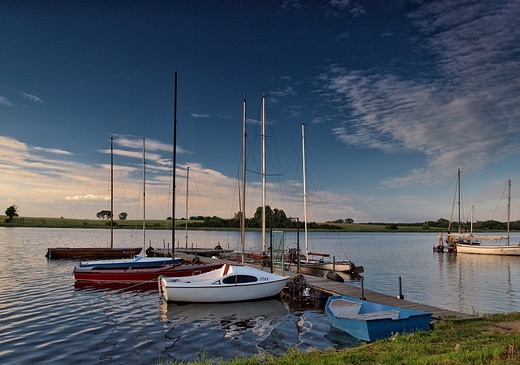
[360,277,366,300]
[397,276,404,299]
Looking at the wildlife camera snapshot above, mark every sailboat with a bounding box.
[46,137,142,260]
[293,124,361,276]
[456,179,520,255]
[441,168,474,252]
[73,73,223,282]
[158,96,290,303]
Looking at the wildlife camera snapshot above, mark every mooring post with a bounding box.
[333,256,336,273]
[360,277,366,300]
[397,276,404,299]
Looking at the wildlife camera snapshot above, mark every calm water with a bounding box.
[1,227,519,364]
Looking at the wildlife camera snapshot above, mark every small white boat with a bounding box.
[79,255,179,268]
[158,263,290,303]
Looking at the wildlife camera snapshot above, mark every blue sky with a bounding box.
[1,0,520,224]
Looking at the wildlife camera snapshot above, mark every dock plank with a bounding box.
[302,274,478,321]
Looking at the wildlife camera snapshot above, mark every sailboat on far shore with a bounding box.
[456,179,520,256]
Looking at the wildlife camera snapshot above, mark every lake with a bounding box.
[1,227,519,364]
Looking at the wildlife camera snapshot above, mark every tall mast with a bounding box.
[185,167,189,248]
[172,72,177,255]
[261,94,266,253]
[507,179,511,245]
[110,136,114,249]
[457,168,461,233]
[142,137,146,250]
[302,124,309,260]
[241,96,247,264]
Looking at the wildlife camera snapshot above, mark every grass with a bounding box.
[167,312,520,364]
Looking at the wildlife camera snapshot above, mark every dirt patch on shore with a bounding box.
[484,320,520,334]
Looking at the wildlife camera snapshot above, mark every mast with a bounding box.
[457,168,461,234]
[142,137,146,251]
[185,167,189,249]
[302,124,309,260]
[241,96,247,264]
[507,179,511,245]
[110,136,114,249]
[172,72,177,255]
[261,94,266,253]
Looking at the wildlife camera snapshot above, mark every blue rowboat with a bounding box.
[325,295,432,341]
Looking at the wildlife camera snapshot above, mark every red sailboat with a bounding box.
[73,262,223,283]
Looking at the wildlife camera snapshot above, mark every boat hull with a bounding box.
[79,256,178,268]
[159,264,290,303]
[73,263,223,283]
[456,243,520,256]
[298,260,363,275]
[46,247,142,260]
[325,295,432,342]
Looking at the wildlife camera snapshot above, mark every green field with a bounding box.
[0,215,437,232]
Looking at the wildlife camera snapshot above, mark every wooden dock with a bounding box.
[300,274,478,321]
[170,252,478,322]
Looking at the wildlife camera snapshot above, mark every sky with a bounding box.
[1,0,520,224]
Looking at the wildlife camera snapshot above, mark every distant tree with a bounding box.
[118,212,128,220]
[5,205,18,219]
[345,218,354,224]
[96,210,112,220]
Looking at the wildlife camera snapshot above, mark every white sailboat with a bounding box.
[456,179,520,255]
[296,124,362,276]
[158,95,290,302]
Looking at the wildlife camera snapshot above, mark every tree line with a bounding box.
[5,204,519,231]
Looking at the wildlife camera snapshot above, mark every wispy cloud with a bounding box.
[0,96,14,106]
[191,113,210,118]
[321,0,520,188]
[21,92,43,104]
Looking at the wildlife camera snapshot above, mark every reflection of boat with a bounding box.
[79,255,178,268]
[457,180,520,256]
[74,280,158,293]
[160,298,287,325]
[325,295,432,342]
[159,263,290,303]
[46,137,141,260]
[73,262,223,283]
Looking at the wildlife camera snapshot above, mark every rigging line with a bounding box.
[113,150,135,221]
[491,181,509,222]
[305,130,350,258]
[56,138,111,244]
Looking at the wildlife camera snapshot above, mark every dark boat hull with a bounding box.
[46,247,142,260]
